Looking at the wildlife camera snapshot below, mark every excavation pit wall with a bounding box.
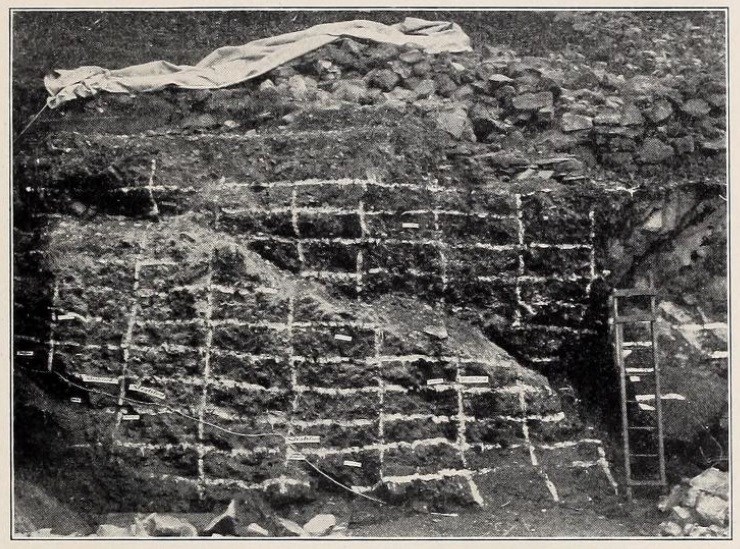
[14,212,623,513]
[13,109,726,512]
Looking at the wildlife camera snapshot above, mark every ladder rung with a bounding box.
[622,341,653,348]
[613,288,658,297]
[628,479,665,486]
[614,314,656,323]
[625,368,654,373]
[630,453,659,457]
[628,426,656,430]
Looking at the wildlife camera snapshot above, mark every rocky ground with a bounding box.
[12,10,728,538]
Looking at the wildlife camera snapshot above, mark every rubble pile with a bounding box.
[230,32,725,179]
[658,467,729,538]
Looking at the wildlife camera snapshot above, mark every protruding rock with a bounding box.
[413,79,436,99]
[621,103,644,126]
[647,99,673,123]
[333,80,368,103]
[681,486,701,508]
[660,521,683,537]
[436,107,475,141]
[399,49,424,64]
[681,98,711,117]
[690,467,729,499]
[276,517,308,537]
[246,523,270,537]
[303,514,337,536]
[671,135,695,154]
[561,112,593,132]
[658,484,685,512]
[639,138,674,164]
[96,524,130,537]
[670,505,693,525]
[695,494,728,526]
[369,69,400,92]
[512,91,553,111]
[144,514,198,537]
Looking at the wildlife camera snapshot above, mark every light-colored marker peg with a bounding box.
[334,334,353,342]
[70,397,82,404]
[122,414,140,421]
[401,222,420,229]
[426,378,444,386]
[287,435,320,444]
[16,350,34,357]
[343,460,362,468]
[459,375,489,385]
[287,453,306,461]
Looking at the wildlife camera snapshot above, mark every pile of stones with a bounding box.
[238,36,725,177]
[658,467,729,538]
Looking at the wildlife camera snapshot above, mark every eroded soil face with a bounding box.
[13,11,726,531]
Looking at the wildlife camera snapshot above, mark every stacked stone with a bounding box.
[658,467,729,538]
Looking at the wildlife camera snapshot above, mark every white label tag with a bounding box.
[635,394,655,402]
[426,378,444,386]
[79,374,119,385]
[343,460,362,468]
[55,313,77,321]
[122,414,140,421]
[401,222,420,229]
[129,385,166,400]
[334,334,353,342]
[256,286,278,294]
[16,350,34,357]
[70,397,82,404]
[629,376,640,382]
[459,375,489,385]
[287,435,320,444]
[287,452,306,461]
[638,403,656,411]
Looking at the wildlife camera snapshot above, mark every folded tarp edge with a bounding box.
[44,17,472,108]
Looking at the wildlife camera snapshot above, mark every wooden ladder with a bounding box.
[612,288,667,501]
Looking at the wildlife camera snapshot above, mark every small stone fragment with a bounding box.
[660,521,683,537]
[399,49,424,64]
[690,468,729,499]
[276,517,308,537]
[512,91,553,111]
[246,523,270,537]
[639,138,674,164]
[681,486,701,508]
[144,513,198,537]
[369,69,400,92]
[647,99,673,123]
[658,484,685,512]
[670,505,692,525]
[695,494,728,526]
[303,514,337,536]
[96,524,130,537]
[681,98,711,117]
[561,112,593,132]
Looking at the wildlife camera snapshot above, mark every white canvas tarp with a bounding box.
[44,17,471,108]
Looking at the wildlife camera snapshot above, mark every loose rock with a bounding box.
[512,91,553,111]
[639,138,674,163]
[303,514,337,536]
[561,112,593,132]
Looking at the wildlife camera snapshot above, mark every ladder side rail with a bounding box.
[613,295,633,500]
[651,295,667,486]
